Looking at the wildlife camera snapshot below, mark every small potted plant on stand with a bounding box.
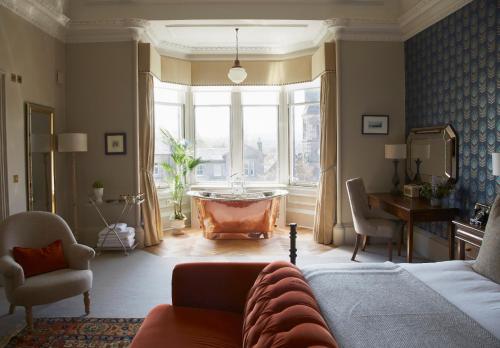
[161,130,203,233]
[420,176,454,207]
[92,180,104,203]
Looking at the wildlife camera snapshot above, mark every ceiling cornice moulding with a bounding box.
[327,18,402,42]
[0,0,69,42]
[399,0,473,40]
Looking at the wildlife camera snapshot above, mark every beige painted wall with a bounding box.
[336,40,406,244]
[66,41,137,246]
[0,6,68,219]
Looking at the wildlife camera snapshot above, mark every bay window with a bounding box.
[153,80,321,188]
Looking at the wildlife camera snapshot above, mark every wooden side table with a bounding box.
[450,220,485,260]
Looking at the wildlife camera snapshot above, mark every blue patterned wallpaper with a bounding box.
[405,0,500,238]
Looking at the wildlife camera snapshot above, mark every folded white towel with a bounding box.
[99,226,132,237]
[100,236,135,248]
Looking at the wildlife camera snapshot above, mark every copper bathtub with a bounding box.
[188,190,288,240]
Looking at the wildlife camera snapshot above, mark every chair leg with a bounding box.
[25,306,33,330]
[388,239,393,262]
[8,304,15,315]
[351,234,362,261]
[361,236,368,251]
[84,291,90,315]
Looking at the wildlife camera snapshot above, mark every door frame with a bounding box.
[0,71,9,220]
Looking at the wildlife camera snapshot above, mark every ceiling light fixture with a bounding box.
[227,28,247,84]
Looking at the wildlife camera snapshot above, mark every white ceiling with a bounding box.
[149,20,329,58]
[1,0,473,57]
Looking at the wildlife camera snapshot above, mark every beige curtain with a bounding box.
[313,72,337,244]
[139,72,163,246]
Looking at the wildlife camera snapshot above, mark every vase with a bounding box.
[430,197,441,207]
[171,218,187,235]
[94,188,103,203]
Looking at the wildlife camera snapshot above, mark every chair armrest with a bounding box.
[66,243,95,270]
[172,262,268,314]
[0,255,25,288]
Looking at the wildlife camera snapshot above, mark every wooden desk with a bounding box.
[368,193,459,263]
[451,220,484,260]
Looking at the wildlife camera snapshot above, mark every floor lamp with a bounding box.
[58,133,88,240]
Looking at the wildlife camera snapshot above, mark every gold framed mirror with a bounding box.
[406,124,458,184]
[25,103,56,213]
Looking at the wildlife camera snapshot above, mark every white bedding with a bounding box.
[402,260,500,340]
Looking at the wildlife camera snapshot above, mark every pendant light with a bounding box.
[227,28,247,84]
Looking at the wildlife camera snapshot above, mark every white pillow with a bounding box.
[472,195,500,284]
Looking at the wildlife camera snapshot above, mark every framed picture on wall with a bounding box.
[362,115,389,135]
[105,133,126,155]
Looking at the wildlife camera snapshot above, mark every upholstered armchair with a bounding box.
[0,211,95,329]
[346,178,404,261]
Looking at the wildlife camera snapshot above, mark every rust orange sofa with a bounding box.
[130,261,338,348]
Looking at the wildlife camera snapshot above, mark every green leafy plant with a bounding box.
[420,181,454,200]
[92,180,104,189]
[161,129,203,220]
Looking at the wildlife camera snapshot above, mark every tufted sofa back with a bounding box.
[243,261,338,348]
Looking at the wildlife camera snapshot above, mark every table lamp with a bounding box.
[385,144,407,195]
[58,133,88,240]
[411,144,430,183]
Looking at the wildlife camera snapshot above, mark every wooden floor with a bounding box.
[144,227,335,258]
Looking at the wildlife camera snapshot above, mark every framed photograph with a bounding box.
[362,115,389,135]
[105,133,126,155]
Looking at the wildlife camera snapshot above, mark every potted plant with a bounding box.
[92,180,104,203]
[420,178,454,207]
[161,130,203,231]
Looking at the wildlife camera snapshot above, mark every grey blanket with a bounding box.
[301,263,500,348]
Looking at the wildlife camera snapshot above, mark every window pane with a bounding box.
[291,103,320,184]
[193,91,231,105]
[154,80,184,104]
[243,106,278,182]
[195,106,231,182]
[154,104,183,187]
[241,91,279,105]
[292,88,320,104]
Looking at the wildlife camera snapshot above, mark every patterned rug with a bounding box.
[4,318,143,348]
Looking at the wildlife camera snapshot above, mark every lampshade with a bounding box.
[228,66,247,84]
[493,153,500,176]
[411,144,430,160]
[58,133,88,152]
[385,144,407,160]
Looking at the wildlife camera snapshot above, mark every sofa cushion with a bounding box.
[473,194,500,283]
[13,240,68,277]
[243,261,338,348]
[130,304,243,348]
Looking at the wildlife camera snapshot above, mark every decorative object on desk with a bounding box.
[470,203,491,227]
[161,130,203,231]
[227,28,247,84]
[403,184,422,198]
[105,132,126,155]
[58,133,88,240]
[385,144,406,195]
[420,176,454,207]
[411,144,430,184]
[361,115,389,135]
[92,180,104,203]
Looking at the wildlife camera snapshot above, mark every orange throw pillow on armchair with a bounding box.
[13,240,68,277]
